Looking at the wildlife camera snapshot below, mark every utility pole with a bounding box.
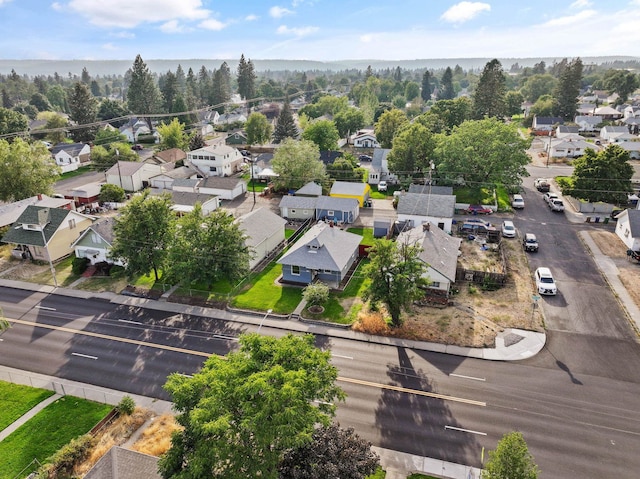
[37,208,58,288]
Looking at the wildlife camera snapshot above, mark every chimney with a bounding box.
[422,223,430,232]
[37,194,42,201]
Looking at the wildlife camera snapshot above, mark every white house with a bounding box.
[149,166,197,190]
[600,126,635,143]
[574,115,602,132]
[236,208,287,269]
[350,129,380,148]
[396,193,456,233]
[118,118,156,143]
[615,209,640,251]
[368,148,397,185]
[186,144,244,177]
[105,161,164,192]
[71,217,123,266]
[50,143,91,173]
[549,138,594,158]
[198,177,247,201]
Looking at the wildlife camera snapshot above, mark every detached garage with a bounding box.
[198,177,247,201]
[615,208,640,251]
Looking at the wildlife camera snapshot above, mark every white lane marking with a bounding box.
[212,334,237,341]
[445,425,487,436]
[35,305,56,311]
[118,319,142,325]
[71,352,98,360]
[449,373,486,382]
[332,354,353,360]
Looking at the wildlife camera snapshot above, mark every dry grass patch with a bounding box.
[73,407,153,476]
[131,413,182,457]
[590,230,627,257]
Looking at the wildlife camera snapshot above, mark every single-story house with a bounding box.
[296,182,322,197]
[279,196,317,220]
[350,129,380,148]
[118,118,155,143]
[84,446,161,479]
[618,142,640,160]
[198,177,247,201]
[615,208,640,251]
[555,125,580,137]
[168,191,219,216]
[216,111,248,125]
[397,223,462,294]
[594,105,623,120]
[50,143,91,173]
[278,222,361,286]
[106,161,164,192]
[600,126,636,143]
[71,216,123,266]
[315,196,359,224]
[549,138,594,158]
[575,115,602,132]
[396,193,456,233]
[532,116,563,133]
[237,208,287,269]
[2,205,93,262]
[0,194,75,228]
[408,185,454,196]
[330,181,371,207]
[226,130,248,145]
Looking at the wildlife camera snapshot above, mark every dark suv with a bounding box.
[523,233,539,252]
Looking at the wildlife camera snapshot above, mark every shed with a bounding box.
[315,196,359,224]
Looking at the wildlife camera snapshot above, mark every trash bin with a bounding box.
[595,217,600,223]
[604,217,610,224]
[586,217,591,223]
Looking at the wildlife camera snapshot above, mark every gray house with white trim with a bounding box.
[396,193,456,233]
[279,196,318,220]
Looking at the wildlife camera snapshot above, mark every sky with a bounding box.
[1,0,640,61]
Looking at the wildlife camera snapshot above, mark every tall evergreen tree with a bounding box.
[175,64,186,93]
[211,62,231,111]
[237,54,256,103]
[421,70,433,102]
[81,67,91,85]
[197,65,211,106]
[305,80,315,102]
[553,57,583,121]
[473,59,507,119]
[439,67,455,100]
[68,81,98,142]
[186,67,199,105]
[161,70,178,113]
[273,100,298,143]
[126,54,161,130]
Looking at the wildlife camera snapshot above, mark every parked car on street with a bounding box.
[377,180,388,192]
[543,192,558,204]
[511,194,525,209]
[534,178,550,192]
[535,267,557,295]
[549,198,565,212]
[359,154,372,162]
[466,204,493,215]
[523,233,539,252]
[132,144,143,150]
[501,220,516,238]
[462,218,492,227]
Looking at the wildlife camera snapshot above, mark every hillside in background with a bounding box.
[1,56,639,77]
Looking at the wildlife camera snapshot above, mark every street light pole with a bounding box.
[257,308,273,333]
[37,209,58,288]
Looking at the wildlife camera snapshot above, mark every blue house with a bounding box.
[278,223,361,286]
[315,196,359,224]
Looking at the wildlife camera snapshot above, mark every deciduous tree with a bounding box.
[271,138,325,190]
[98,183,125,203]
[435,118,530,189]
[0,138,59,201]
[166,206,250,287]
[570,144,633,204]
[363,238,427,328]
[159,333,345,479]
[0,107,28,137]
[278,423,379,479]
[482,431,539,479]
[334,107,365,138]
[110,191,175,281]
[43,113,68,144]
[97,98,129,128]
[387,123,436,176]
[156,118,188,151]
[91,142,137,171]
[374,108,408,149]
[245,112,273,145]
[603,69,639,104]
[301,119,340,151]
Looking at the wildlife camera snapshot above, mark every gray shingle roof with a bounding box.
[396,193,456,218]
[371,148,391,169]
[408,184,454,196]
[50,142,87,156]
[397,225,462,282]
[624,208,640,238]
[172,178,201,188]
[84,446,161,479]
[171,191,217,206]
[237,207,287,248]
[279,195,318,209]
[105,161,145,176]
[315,195,358,211]
[1,205,72,247]
[278,223,361,271]
[200,176,245,190]
[296,182,322,197]
[83,216,116,244]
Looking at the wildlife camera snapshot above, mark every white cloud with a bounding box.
[276,25,318,36]
[111,31,135,39]
[541,9,596,27]
[270,6,294,18]
[440,2,491,24]
[199,18,226,30]
[160,20,184,33]
[67,0,210,28]
[245,14,259,21]
[570,0,592,7]
[360,34,374,43]
[51,2,62,10]
[102,43,118,51]
[0,0,13,6]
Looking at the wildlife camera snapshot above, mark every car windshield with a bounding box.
[540,277,554,283]
[526,238,536,243]
[504,225,514,230]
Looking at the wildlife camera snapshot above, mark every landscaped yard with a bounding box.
[347,227,375,245]
[0,396,112,478]
[232,262,303,314]
[58,165,94,180]
[28,256,79,287]
[0,381,54,432]
[454,186,495,205]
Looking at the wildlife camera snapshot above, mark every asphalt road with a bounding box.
[2,287,640,478]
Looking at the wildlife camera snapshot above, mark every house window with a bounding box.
[210,166,217,172]
[327,210,334,217]
[291,265,300,276]
[431,282,441,288]
[291,209,296,214]
[68,219,76,229]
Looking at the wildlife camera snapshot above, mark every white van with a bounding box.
[511,194,525,209]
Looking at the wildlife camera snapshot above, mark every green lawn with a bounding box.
[347,227,375,245]
[0,381,54,432]
[30,256,80,287]
[366,467,386,478]
[57,165,94,180]
[454,186,495,204]
[495,184,511,211]
[240,175,269,192]
[232,262,303,314]
[285,228,296,239]
[0,396,112,478]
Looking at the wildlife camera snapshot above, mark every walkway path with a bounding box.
[0,392,61,442]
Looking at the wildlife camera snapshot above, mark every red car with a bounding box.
[132,144,143,151]
[466,204,493,215]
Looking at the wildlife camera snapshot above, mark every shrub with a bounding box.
[303,282,330,306]
[117,396,135,416]
[71,257,90,275]
[98,183,125,203]
[36,434,95,478]
[109,265,125,278]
